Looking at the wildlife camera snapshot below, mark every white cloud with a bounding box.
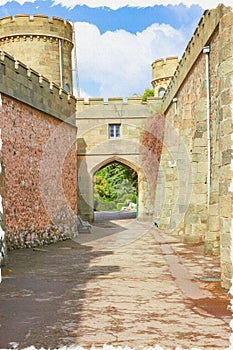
[75,22,187,98]
[51,0,232,10]
[0,0,34,5]
[0,0,232,9]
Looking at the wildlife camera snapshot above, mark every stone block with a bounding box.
[218,60,233,76]
[210,192,220,205]
[208,215,220,232]
[219,40,233,62]
[220,232,231,249]
[191,222,206,236]
[220,134,232,152]
[209,203,219,216]
[219,180,231,196]
[210,176,220,194]
[193,130,203,139]
[219,164,233,182]
[192,172,207,184]
[186,204,206,214]
[221,276,231,290]
[183,234,202,244]
[197,161,208,173]
[193,144,208,153]
[221,149,232,166]
[191,193,207,206]
[200,213,208,224]
[192,151,207,162]
[220,260,233,290]
[220,118,232,136]
[184,213,200,224]
[220,196,232,218]
[220,246,232,265]
[193,183,208,194]
[179,204,188,213]
[181,119,193,129]
[220,217,232,232]
[165,173,178,181]
[204,240,219,255]
[220,11,233,29]
[193,136,207,147]
[160,218,171,228]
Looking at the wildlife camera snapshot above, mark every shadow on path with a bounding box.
[94,210,136,223]
[0,239,118,349]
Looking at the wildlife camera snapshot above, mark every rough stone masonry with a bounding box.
[0,5,232,290]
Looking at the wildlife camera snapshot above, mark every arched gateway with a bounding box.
[76,98,161,222]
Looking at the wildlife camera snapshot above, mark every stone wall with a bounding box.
[218,8,233,289]
[0,125,7,266]
[0,51,76,122]
[151,57,178,97]
[0,92,77,249]
[76,98,162,222]
[154,4,233,289]
[0,15,73,92]
[0,47,77,248]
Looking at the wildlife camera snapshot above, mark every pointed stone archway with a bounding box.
[77,153,151,223]
[76,101,160,223]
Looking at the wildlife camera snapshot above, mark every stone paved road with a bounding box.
[0,218,231,349]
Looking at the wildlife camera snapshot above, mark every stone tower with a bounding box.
[0,14,74,94]
[151,56,178,97]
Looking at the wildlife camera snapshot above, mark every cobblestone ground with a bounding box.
[0,218,231,349]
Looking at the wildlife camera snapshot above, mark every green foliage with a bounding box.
[120,193,136,205]
[131,193,137,204]
[142,88,154,101]
[116,203,125,211]
[95,176,111,199]
[97,199,116,212]
[94,162,138,211]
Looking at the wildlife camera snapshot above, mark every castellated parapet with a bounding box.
[0,50,76,123]
[0,14,74,94]
[76,96,162,115]
[151,56,178,97]
[162,5,225,113]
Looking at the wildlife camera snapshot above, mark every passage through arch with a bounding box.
[93,160,138,217]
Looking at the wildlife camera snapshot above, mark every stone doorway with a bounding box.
[77,155,151,223]
[93,160,138,218]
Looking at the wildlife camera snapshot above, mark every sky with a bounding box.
[0,1,232,98]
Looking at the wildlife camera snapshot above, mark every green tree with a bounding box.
[142,88,154,101]
[95,176,111,199]
[94,162,137,203]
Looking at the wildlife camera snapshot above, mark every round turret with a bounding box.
[0,14,74,93]
[151,56,178,97]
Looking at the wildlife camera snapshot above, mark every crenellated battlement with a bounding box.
[162,4,227,112]
[0,50,76,124]
[0,13,74,92]
[151,56,178,81]
[76,96,161,107]
[0,14,73,42]
[151,56,178,98]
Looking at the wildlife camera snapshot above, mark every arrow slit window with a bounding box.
[109,124,121,138]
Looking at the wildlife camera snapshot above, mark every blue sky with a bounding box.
[0,1,230,98]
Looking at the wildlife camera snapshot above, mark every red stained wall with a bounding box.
[1,94,77,249]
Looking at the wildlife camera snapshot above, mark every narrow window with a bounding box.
[109,124,121,138]
[158,87,166,97]
[64,83,70,93]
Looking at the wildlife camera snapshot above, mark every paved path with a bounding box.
[94,210,136,223]
[0,219,231,349]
